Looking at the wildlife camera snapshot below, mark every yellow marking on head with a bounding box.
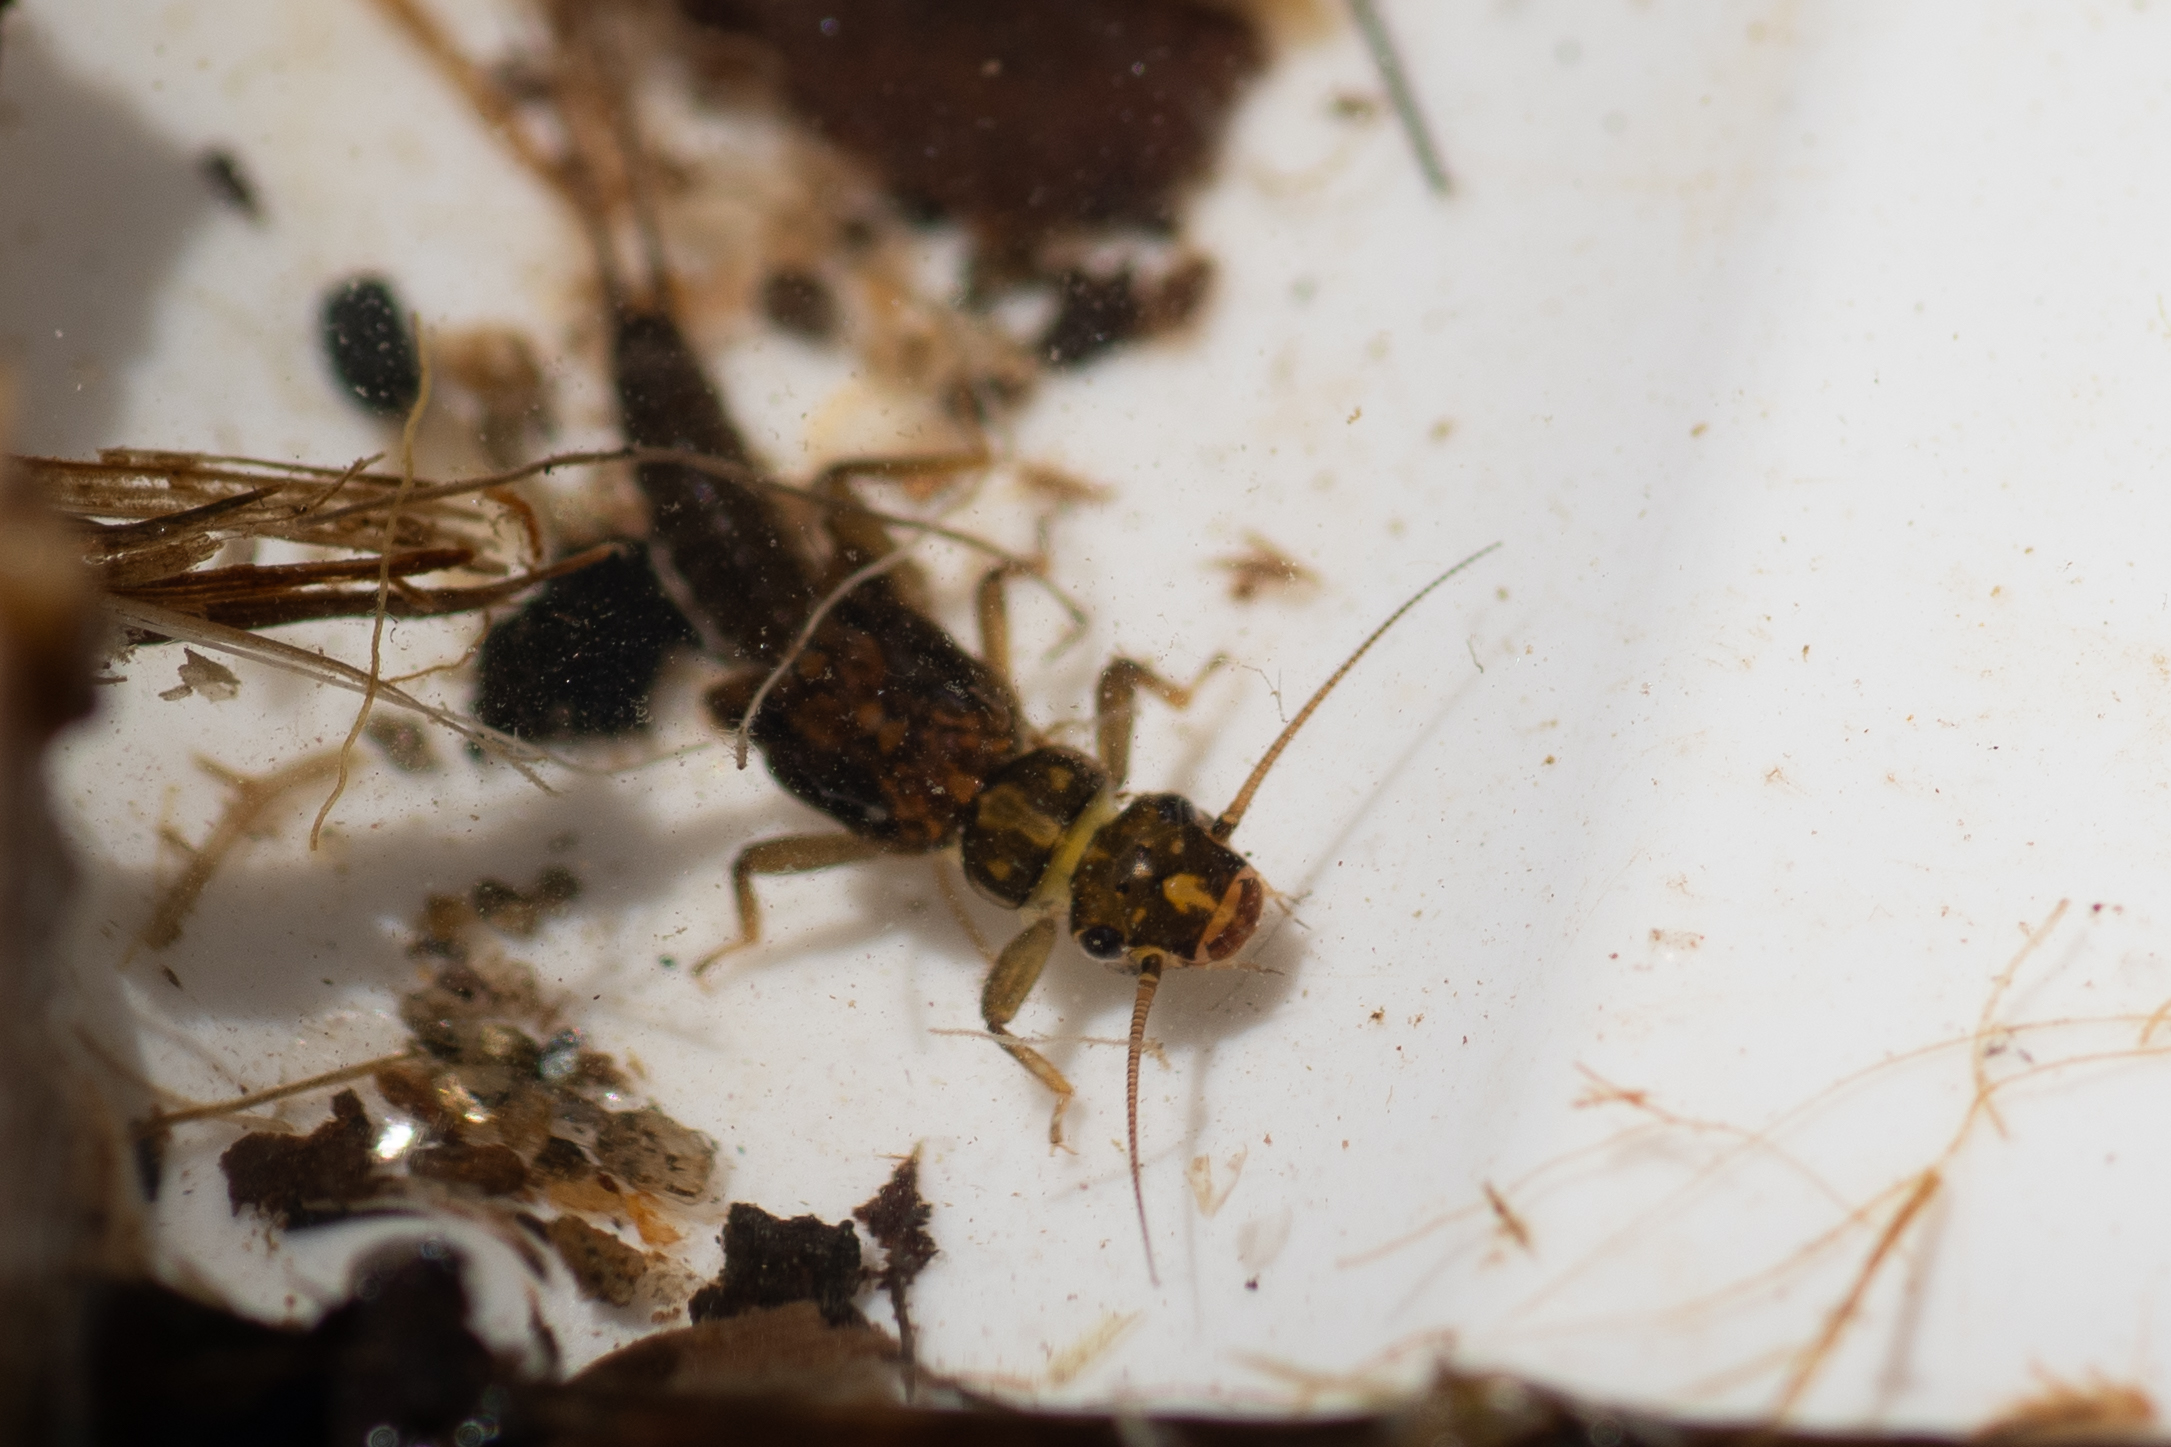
[1161,872,1218,916]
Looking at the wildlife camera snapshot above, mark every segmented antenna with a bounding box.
[1212,542,1502,841]
[1127,955,1166,1284]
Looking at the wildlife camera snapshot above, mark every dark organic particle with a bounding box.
[219,1089,384,1227]
[546,1215,650,1307]
[681,0,1264,261]
[473,540,698,739]
[1039,255,1214,367]
[321,275,423,417]
[689,1203,865,1329]
[196,147,261,219]
[854,1151,937,1375]
[470,865,582,937]
[761,269,840,341]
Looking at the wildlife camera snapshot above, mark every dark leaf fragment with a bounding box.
[690,1203,865,1329]
[219,1089,383,1227]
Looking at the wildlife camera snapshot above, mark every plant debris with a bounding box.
[156,647,241,702]
[185,887,715,1316]
[690,1203,865,1329]
[473,540,698,739]
[853,1150,935,1374]
[138,750,344,953]
[571,1302,903,1404]
[1215,531,1318,602]
[219,1089,386,1228]
[545,1214,654,1308]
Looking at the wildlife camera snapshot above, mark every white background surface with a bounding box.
[12,0,2171,1430]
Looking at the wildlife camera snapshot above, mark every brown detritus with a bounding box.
[1215,531,1319,602]
[1976,1372,2157,1444]
[219,1090,384,1227]
[573,1303,902,1403]
[433,326,555,466]
[463,881,542,937]
[408,1141,529,1197]
[409,893,473,959]
[853,1150,936,1381]
[1015,463,1117,510]
[544,1169,681,1249]
[136,750,343,953]
[195,147,262,219]
[547,1214,651,1307]
[761,269,840,341]
[680,0,1265,262]
[530,1136,594,1182]
[1039,254,1215,367]
[363,710,437,771]
[595,1106,717,1202]
[373,1057,464,1136]
[1481,1181,1533,1255]
[691,1203,866,1329]
[470,865,583,938]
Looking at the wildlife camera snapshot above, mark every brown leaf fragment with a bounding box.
[530,1136,593,1182]
[547,1215,650,1307]
[690,1203,865,1329]
[219,1089,383,1226]
[594,1106,716,1201]
[373,1059,462,1135]
[408,1141,529,1197]
[572,1302,900,1403]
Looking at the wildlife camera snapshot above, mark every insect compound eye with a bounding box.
[1078,924,1126,959]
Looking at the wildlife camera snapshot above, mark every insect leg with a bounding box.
[1094,655,1227,789]
[807,450,995,570]
[981,915,1076,1148]
[692,833,895,975]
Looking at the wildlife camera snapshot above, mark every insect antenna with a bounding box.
[1210,541,1501,842]
[1128,954,1166,1284]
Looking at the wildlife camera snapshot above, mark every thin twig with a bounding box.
[1349,0,1452,195]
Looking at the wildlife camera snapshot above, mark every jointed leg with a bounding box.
[973,561,1039,689]
[1094,655,1226,788]
[692,832,892,975]
[809,449,994,577]
[981,914,1075,1148]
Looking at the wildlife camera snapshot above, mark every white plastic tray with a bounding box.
[13,0,2171,1429]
